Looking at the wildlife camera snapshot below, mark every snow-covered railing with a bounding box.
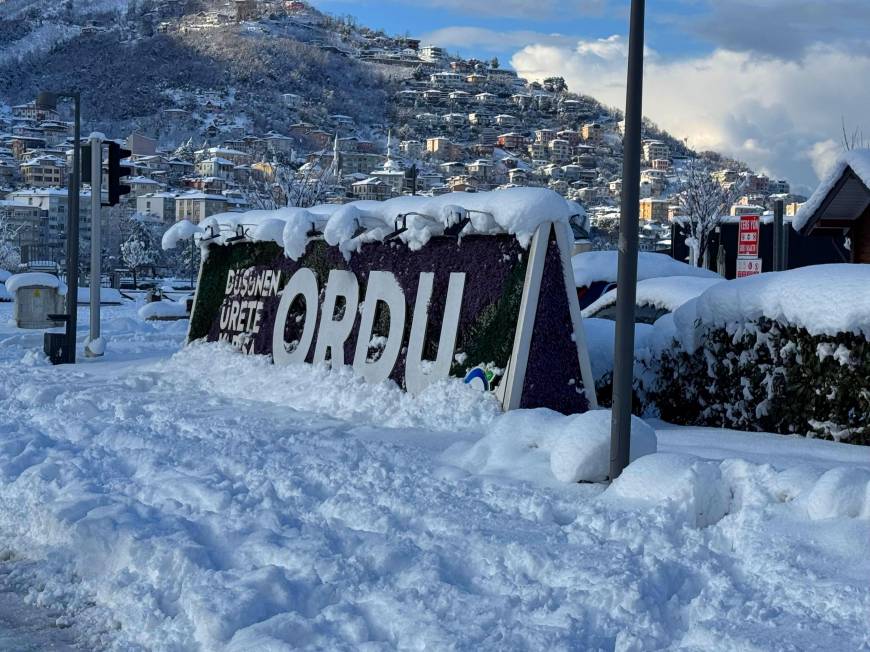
[163,187,584,260]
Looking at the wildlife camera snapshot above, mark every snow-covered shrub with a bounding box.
[639,265,870,444]
[642,318,870,444]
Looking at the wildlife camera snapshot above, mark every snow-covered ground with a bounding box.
[0,299,868,650]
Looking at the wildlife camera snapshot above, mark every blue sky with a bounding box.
[312,1,870,192]
[316,0,710,63]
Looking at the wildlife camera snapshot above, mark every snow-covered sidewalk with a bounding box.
[0,302,868,650]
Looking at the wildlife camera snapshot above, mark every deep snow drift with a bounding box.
[0,300,868,650]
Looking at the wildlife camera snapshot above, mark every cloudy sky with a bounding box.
[315,0,869,194]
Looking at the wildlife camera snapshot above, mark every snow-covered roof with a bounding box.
[177,192,227,201]
[793,150,870,233]
[163,187,579,260]
[572,251,720,288]
[582,276,724,318]
[5,272,68,295]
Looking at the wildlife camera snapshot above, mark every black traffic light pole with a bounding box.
[37,91,81,364]
[610,0,645,481]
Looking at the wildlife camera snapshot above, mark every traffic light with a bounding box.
[106,141,132,206]
[81,144,92,183]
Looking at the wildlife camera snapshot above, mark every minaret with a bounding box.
[384,129,399,171]
[332,133,341,181]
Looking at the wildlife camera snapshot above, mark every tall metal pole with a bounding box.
[773,198,783,271]
[610,0,645,481]
[65,93,82,364]
[86,134,103,356]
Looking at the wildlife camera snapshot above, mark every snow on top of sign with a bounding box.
[5,272,68,296]
[582,276,724,318]
[657,264,870,352]
[793,149,870,232]
[572,251,720,288]
[162,188,579,259]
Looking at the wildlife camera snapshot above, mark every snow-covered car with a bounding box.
[572,251,720,309]
[581,275,724,324]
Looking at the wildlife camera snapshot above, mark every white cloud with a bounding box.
[418,27,576,53]
[323,0,606,20]
[511,37,870,192]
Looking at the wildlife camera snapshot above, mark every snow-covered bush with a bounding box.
[639,266,870,444]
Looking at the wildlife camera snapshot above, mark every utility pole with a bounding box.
[37,90,81,364]
[610,0,646,481]
[86,134,103,357]
[773,198,784,271]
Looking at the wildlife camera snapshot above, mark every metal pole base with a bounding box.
[84,338,106,358]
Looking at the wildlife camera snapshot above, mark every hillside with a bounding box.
[0,1,394,143]
[0,0,700,158]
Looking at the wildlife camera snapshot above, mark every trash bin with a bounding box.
[7,273,68,329]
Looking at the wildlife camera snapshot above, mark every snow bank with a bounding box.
[163,188,577,259]
[583,318,653,381]
[661,264,870,351]
[138,300,189,321]
[572,251,719,288]
[4,272,68,296]
[582,275,724,318]
[1,302,869,650]
[801,467,870,520]
[603,453,731,527]
[447,408,657,484]
[76,287,124,305]
[793,149,870,231]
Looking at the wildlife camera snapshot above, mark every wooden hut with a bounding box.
[794,151,870,263]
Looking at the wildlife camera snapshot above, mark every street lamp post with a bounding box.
[610,0,646,481]
[37,90,81,364]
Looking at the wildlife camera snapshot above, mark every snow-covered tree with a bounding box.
[121,237,153,290]
[119,214,162,287]
[0,213,22,272]
[677,161,741,267]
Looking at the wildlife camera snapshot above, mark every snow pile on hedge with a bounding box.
[4,272,68,296]
[582,275,723,318]
[640,265,870,442]
[163,187,579,259]
[0,269,10,282]
[446,408,657,484]
[660,264,870,352]
[572,251,719,288]
[793,149,870,231]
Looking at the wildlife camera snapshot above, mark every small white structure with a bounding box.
[7,273,68,329]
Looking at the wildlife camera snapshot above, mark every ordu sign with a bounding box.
[187,221,597,414]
